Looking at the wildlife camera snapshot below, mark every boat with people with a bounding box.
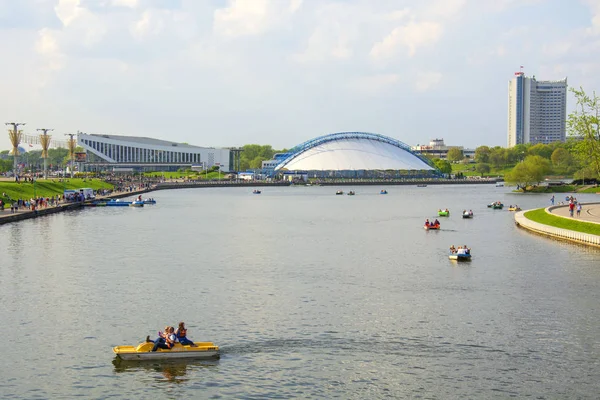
[252,189,261,194]
[507,205,521,211]
[448,245,472,261]
[417,184,427,187]
[347,191,356,196]
[113,341,220,361]
[106,199,131,207]
[438,209,450,217]
[380,189,388,194]
[335,190,344,195]
[462,210,474,218]
[487,201,504,209]
[496,182,505,187]
[424,219,440,230]
[129,200,144,207]
[143,198,156,204]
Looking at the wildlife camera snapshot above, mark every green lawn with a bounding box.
[0,179,113,208]
[524,208,600,236]
[451,163,513,177]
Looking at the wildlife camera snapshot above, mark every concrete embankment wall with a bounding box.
[514,205,600,247]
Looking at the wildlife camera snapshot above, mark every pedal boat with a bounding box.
[129,201,144,207]
[507,206,521,211]
[449,253,472,261]
[438,210,449,217]
[424,224,440,230]
[113,341,220,361]
[462,212,473,219]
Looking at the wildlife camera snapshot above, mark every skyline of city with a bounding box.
[1,0,599,151]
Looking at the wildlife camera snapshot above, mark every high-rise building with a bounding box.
[507,73,567,147]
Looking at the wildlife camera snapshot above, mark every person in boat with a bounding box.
[463,245,470,255]
[151,326,176,352]
[434,219,440,226]
[175,321,196,346]
[449,245,456,254]
[469,210,473,215]
[456,246,466,255]
[425,219,430,226]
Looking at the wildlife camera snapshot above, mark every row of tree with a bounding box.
[0,148,74,173]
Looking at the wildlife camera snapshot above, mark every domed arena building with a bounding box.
[271,132,436,179]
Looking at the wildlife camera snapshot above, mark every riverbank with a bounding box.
[515,203,600,247]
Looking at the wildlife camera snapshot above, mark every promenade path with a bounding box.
[549,202,600,224]
[0,188,154,225]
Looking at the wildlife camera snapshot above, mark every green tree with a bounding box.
[489,147,507,169]
[505,155,551,191]
[528,143,553,159]
[433,158,452,174]
[474,146,490,163]
[550,147,573,168]
[446,147,463,162]
[474,163,491,176]
[568,87,600,179]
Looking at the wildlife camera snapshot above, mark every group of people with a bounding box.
[146,322,195,352]
[462,209,474,216]
[569,199,582,217]
[449,245,470,255]
[424,218,440,228]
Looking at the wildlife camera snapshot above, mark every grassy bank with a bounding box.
[524,208,600,236]
[0,179,113,208]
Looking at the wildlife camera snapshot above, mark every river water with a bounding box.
[1,185,599,399]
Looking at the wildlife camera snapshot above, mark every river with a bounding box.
[1,184,599,399]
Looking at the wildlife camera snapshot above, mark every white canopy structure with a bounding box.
[274,132,434,172]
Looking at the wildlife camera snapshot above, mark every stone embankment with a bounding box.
[514,203,600,247]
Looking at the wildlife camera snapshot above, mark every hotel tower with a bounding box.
[507,72,567,147]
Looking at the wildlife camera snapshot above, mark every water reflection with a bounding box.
[112,358,219,383]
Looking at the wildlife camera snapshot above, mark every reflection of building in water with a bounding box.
[411,138,475,160]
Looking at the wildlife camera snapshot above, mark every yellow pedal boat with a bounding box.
[113,341,220,361]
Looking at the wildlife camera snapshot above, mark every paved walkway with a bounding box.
[548,202,600,225]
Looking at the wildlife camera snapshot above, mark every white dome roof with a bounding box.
[276,137,433,171]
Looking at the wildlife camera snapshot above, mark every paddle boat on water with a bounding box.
[507,205,521,211]
[424,219,440,230]
[113,341,220,361]
[347,191,356,196]
[106,199,131,207]
[143,198,157,204]
[462,210,474,219]
[487,201,504,209]
[438,209,450,217]
[252,189,262,194]
[129,200,144,207]
[448,245,472,261]
[380,189,388,194]
[335,190,344,195]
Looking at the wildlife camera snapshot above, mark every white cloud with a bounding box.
[370,20,443,60]
[352,73,401,95]
[112,0,139,8]
[213,0,300,38]
[414,71,442,92]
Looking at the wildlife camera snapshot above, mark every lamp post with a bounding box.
[6,122,26,179]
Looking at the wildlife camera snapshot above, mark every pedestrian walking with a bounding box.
[550,195,555,205]
[577,203,582,217]
[569,201,575,217]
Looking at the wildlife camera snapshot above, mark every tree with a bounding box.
[528,143,553,159]
[550,147,573,168]
[568,87,600,179]
[474,146,490,164]
[446,147,463,162]
[433,158,452,174]
[504,155,551,191]
[474,163,491,176]
[489,147,507,169]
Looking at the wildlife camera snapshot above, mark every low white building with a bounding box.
[411,139,475,160]
[78,133,232,172]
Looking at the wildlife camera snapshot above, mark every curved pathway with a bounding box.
[548,202,600,224]
[515,202,600,247]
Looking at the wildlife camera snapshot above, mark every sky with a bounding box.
[1,0,599,152]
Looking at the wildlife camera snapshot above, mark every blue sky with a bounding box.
[1,0,599,151]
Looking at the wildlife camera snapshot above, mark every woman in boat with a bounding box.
[425,219,430,226]
[152,326,177,352]
[176,321,196,346]
[449,245,456,254]
[434,219,440,226]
